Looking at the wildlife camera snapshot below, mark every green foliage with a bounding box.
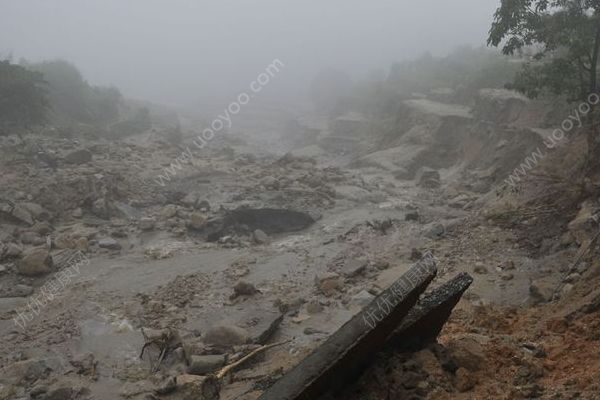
[0,60,48,134]
[24,59,122,125]
[387,47,520,99]
[488,0,600,100]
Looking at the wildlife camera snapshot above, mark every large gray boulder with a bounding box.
[18,248,53,276]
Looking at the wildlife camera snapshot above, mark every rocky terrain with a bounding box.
[1,89,600,400]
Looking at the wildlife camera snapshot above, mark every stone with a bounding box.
[1,358,52,385]
[455,367,476,392]
[447,336,486,372]
[561,283,574,297]
[181,192,200,208]
[187,354,226,375]
[5,243,23,257]
[567,200,598,245]
[529,279,555,304]
[64,149,92,164]
[405,211,420,222]
[189,213,207,230]
[315,272,342,296]
[564,273,581,283]
[341,259,367,278]
[1,202,34,226]
[198,200,211,212]
[175,374,220,400]
[43,386,74,400]
[18,248,53,276]
[351,290,375,307]
[252,229,269,244]
[501,260,516,270]
[32,222,53,235]
[91,198,109,220]
[501,272,514,281]
[139,217,156,231]
[20,231,43,245]
[233,281,259,297]
[204,325,250,346]
[72,208,83,218]
[425,223,445,239]
[0,265,6,274]
[261,176,279,189]
[98,238,121,250]
[373,260,390,270]
[415,167,441,188]
[473,263,488,274]
[161,205,178,219]
[71,352,97,376]
[22,202,50,221]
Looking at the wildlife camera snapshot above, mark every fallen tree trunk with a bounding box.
[389,272,474,350]
[258,256,437,400]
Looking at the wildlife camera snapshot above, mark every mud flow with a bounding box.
[3,4,600,399]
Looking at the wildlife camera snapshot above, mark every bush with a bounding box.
[24,59,122,125]
[0,60,48,134]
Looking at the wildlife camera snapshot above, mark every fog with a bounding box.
[0,0,499,108]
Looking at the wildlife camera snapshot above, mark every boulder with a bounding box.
[447,336,486,372]
[91,198,110,220]
[405,211,420,222]
[341,259,368,278]
[139,217,156,231]
[233,281,259,297]
[351,290,375,307]
[204,325,250,346]
[187,354,226,375]
[4,243,23,257]
[252,229,269,244]
[20,231,44,246]
[567,200,599,245]
[161,205,178,219]
[0,201,33,226]
[529,278,555,304]
[455,367,477,392]
[261,176,279,189]
[189,213,207,230]
[32,222,53,235]
[473,263,488,275]
[18,248,53,276]
[64,149,92,164]
[0,358,52,385]
[315,272,342,296]
[98,238,121,250]
[22,202,50,221]
[175,374,220,400]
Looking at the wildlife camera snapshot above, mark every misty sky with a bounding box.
[0,0,500,107]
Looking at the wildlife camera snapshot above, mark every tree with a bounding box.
[0,60,48,134]
[488,0,600,166]
[25,59,122,125]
